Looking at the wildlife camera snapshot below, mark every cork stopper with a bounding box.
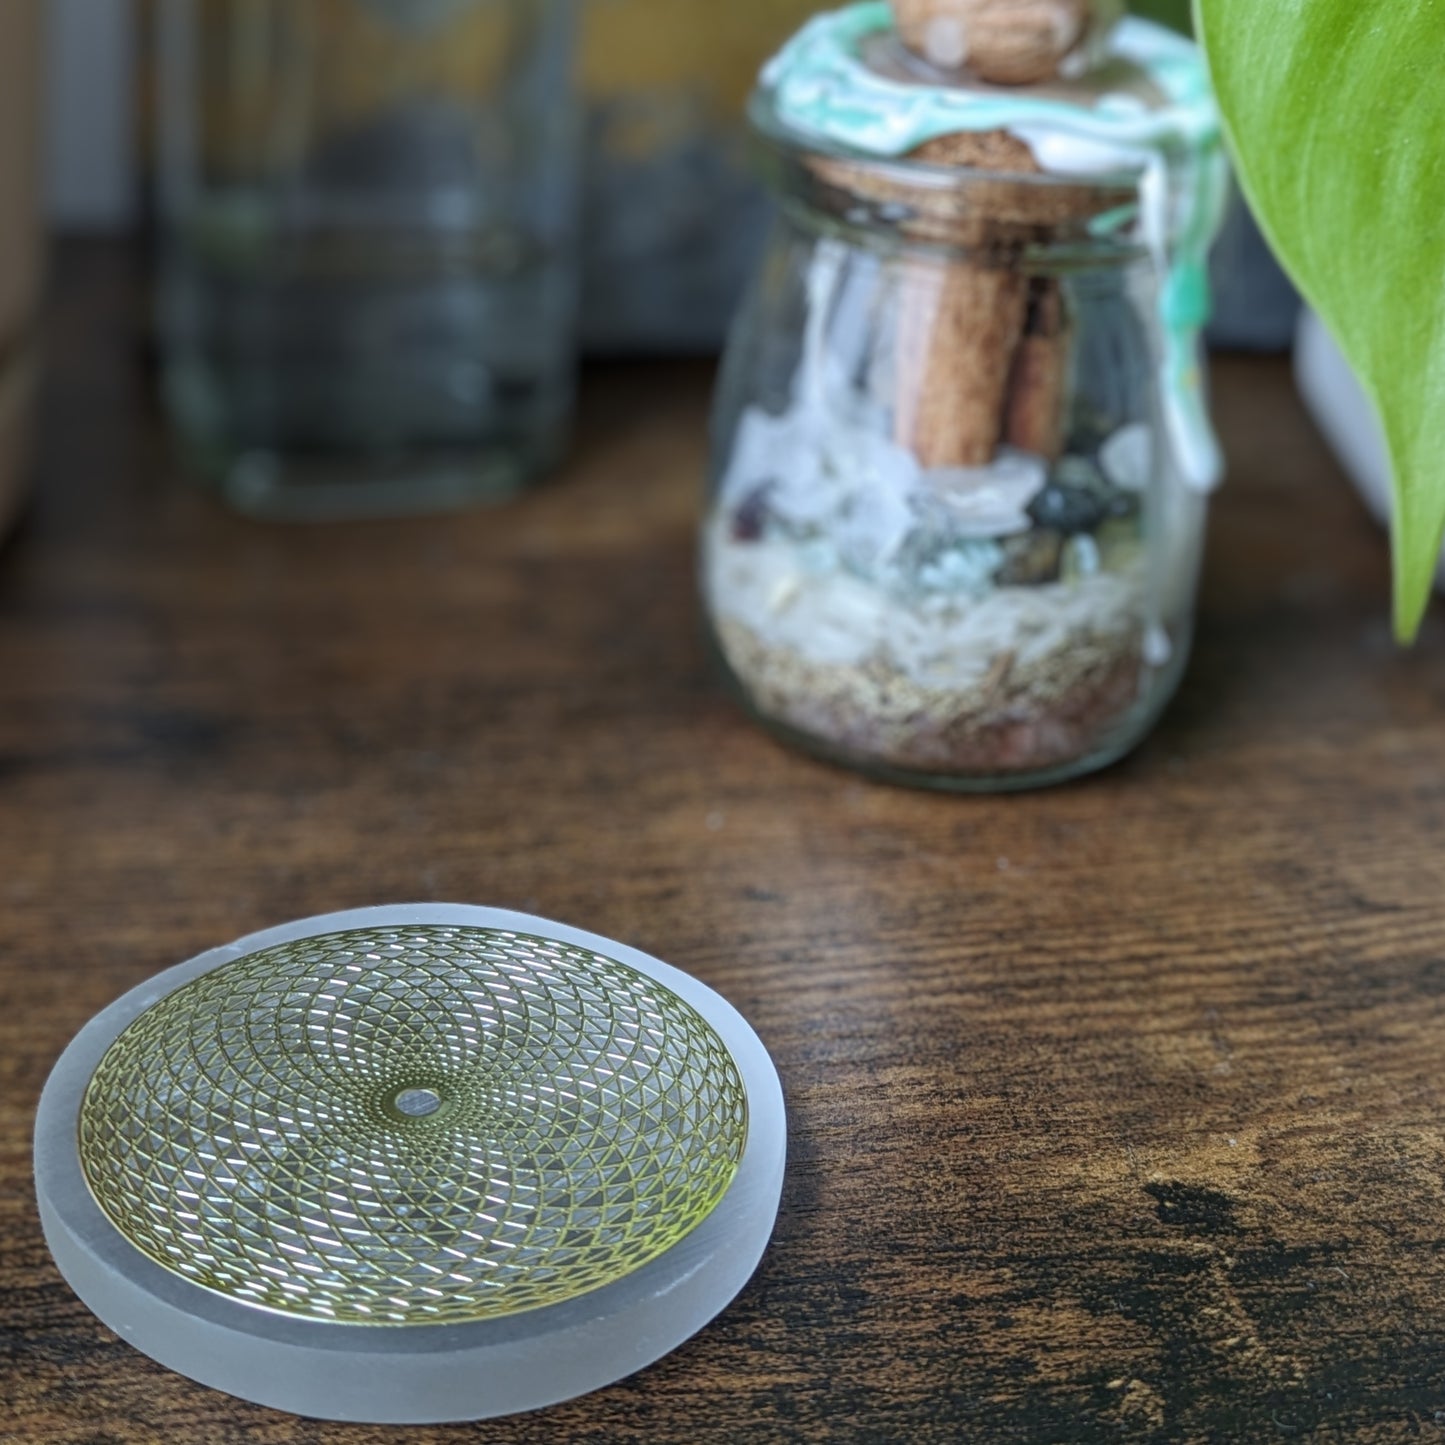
[891,0,1124,85]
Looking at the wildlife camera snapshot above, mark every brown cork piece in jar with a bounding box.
[807,130,1105,471]
[896,128,1088,471]
[894,249,1031,469]
[893,129,1036,469]
[1004,278,1072,461]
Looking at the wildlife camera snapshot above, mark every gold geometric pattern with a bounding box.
[78,927,748,1326]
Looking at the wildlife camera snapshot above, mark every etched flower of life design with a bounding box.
[78,927,748,1326]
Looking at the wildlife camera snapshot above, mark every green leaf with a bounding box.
[1194,0,1445,641]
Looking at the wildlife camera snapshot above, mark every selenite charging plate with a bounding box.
[34,905,786,1423]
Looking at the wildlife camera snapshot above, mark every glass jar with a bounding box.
[703,72,1223,791]
[155,0,580,521]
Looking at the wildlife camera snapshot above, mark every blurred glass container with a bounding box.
[702,10,1229,792]
[155,0,580,521]
[0,0,42,542]
[577,0,817,354]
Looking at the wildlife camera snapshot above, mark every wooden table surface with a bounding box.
[4,243,1445,1444]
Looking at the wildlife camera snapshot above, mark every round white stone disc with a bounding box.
[34,905,786,1423]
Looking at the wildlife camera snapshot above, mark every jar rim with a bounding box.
[747,89,1149,264]
[748,86,1145,199]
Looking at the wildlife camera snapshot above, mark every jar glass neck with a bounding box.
[753,123,1148,267]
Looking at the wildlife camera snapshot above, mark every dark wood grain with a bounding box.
[4,242,1445,1444]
